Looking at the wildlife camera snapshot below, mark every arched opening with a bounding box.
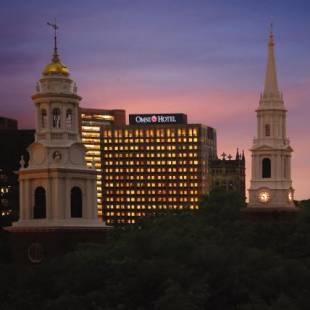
[262,158,271,178]
[71,187,82,218]
[265,124,270,137]
[34,187,46,219]
[41,109,47,128]
[66,109,73,129]
[52,108,61,128]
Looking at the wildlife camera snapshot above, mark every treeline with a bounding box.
[1,190,310,309]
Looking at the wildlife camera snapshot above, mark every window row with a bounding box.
[104,175,198,180]
[103,182,199,188]
[102,167,199,173]
[103,138,198,144]
[105,196,199,202]
[41,108,73,129]
[103,128,199,138]
[104,204,199,211]
[103,153,198,158]
[103,160,199,166]
[104,189,199,195]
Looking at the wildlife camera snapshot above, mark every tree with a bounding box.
[2,191,310,309]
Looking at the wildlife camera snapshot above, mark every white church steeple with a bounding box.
[248,28,296,209]
[263,27,280,98]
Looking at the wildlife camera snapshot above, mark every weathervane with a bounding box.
[270,22,273,34]
[47,19,59,62]
[268,21,274,46]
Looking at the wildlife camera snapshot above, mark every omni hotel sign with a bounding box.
[129,113,187,125]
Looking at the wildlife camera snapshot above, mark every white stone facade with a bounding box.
[248,31,295,209]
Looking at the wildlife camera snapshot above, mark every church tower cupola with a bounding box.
[13,22,103,228]
[33,21,80,145]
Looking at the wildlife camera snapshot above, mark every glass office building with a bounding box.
[101,113,217,224]
[80,108,125,217]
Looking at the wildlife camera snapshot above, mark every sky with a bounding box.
[0,0,309,199]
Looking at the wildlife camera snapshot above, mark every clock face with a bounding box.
[258,190,271,203]
[288,191,294,202]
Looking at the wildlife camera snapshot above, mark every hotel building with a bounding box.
[80,108,125,217]
[101,113,217,224]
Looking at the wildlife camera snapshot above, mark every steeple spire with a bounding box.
[236,148,240,160]
[263,24,280,97]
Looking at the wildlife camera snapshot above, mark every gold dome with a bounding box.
[43,21,69,76]
[42,60,69,76]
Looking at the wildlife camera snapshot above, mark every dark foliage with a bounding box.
[2,190,310,309]
[296,199,310,209]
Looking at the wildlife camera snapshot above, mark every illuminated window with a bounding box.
[82,126,100,132]
[82,132,100,137]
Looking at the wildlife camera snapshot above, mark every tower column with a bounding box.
[19,179,25,220]
[46,178,52,219]
[24,180,31,220]
[65,177,70,219]
[86,179,92,219]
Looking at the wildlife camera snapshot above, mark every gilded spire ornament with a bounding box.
[43,19,69,76]
[47,19,60,62]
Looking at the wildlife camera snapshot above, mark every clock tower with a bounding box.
[248,29,296,209]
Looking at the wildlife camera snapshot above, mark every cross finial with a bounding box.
[221,152,226,160]
[47,19,60,62]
